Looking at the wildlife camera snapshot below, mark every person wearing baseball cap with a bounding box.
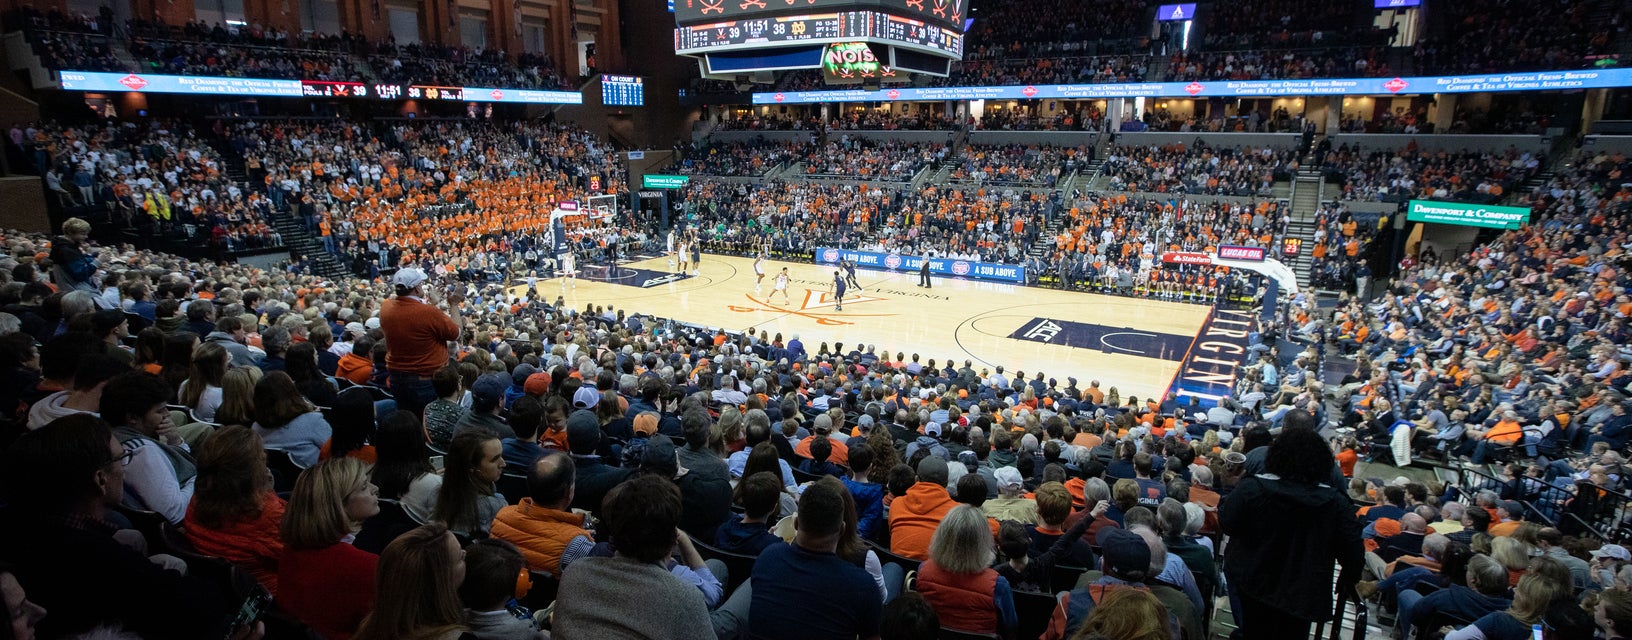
[379,266,461,418]
[1489,500,1525,537]
[564,409,633,515]
[456,373,516,439]
[983,466,1038,524]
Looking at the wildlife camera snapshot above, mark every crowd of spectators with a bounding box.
[29,29,125,72]
[8,10,575,89]
[1163,47,1393,81]
[128,38,365,82]
[9,101,1632,640]
[1032,192,1286,293]
[1306,202,1380,293]
[963,0,1150,63]
[799,138,946,180]
[939,55,1150,88]
[220,118,624,277]
[671,139,808,177]
[31,119,282,252]
[1101,141,1295,197]
[827,111,960,131]
[948,143,1090,187]
[1199,0,1389,50]
[1412,0,1629,73]
[709,114,823,132]
[371,45,571,91]
[1320,145,1542,203]
[977,106,1102,132]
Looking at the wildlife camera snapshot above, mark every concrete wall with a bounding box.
[1336,200,1403,216]
[1327,133,1550,155]
[969,131,1099,147]
[831,130,954,144]
[1582,135,1632,156]
[1113,131,1302,149]
[0,176,50,232]
[707,130,817,144]
[1086,190,1281,207]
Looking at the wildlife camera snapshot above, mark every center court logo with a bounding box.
[884,254,903,270]
[1020,319,1064,343]
[951,261,971,276]
[821,249,841,263]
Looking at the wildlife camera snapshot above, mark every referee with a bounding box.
[918,251,933,288]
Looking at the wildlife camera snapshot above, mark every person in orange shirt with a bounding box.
[889,457,958,561]
[1468,410,1527,464]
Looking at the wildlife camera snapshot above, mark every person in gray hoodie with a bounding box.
[203,316,262,368]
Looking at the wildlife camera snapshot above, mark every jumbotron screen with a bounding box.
[672,0,965,33]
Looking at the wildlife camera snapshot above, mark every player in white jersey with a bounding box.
[559,250,576,289]
[753,253,766,292]
[666,229,676,270]
[771,267,790,303]
[677,239,689,274]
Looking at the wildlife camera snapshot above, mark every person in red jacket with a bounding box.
[277,457,381,640]
[916,505,1018,636]
[889,457,957,561]
[184,425,287,595]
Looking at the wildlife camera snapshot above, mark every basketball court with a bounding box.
[511,254,1225,401]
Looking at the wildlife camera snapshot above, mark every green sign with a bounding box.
[1406,200,1531,230]
[643,174,690,189]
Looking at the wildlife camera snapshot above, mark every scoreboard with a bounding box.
[672,0,965,33]
[674,10,963,57]
[603,75,645,106]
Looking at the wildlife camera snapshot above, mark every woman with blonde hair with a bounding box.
[1073,587,1174,640]
[1490,536,1534,586]
[179,342,229,422]
[1444,572,1570,640]
[213,366,261,427]
[278,457,382,640]
[915,504,1016,636]
[352,523,469,640]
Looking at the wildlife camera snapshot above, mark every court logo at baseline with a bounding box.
[728,289,896,326]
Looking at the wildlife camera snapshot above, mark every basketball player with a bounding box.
[771,267,791,303]
[666,228,677,270]
[843,258,861,292]
[559,249,576,290]
[832,269,846,311]
[753,252,767,293]
[689,234,701,276]
[677,236,690,274]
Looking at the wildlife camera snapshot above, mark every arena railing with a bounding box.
[1456,464,1632,543]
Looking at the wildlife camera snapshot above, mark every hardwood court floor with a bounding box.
[516,254,1213,400]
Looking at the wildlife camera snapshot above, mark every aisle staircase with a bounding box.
[205,135,348,279]
[1286,166,1325,292]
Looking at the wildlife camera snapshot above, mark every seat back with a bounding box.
[791,467,825,485]
[498,472,530,506]
[866,540,922,573]
[1011,589,1060,640]
[265,449,306,494]
[1051,564,1088,593]
[690,535,759,594]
